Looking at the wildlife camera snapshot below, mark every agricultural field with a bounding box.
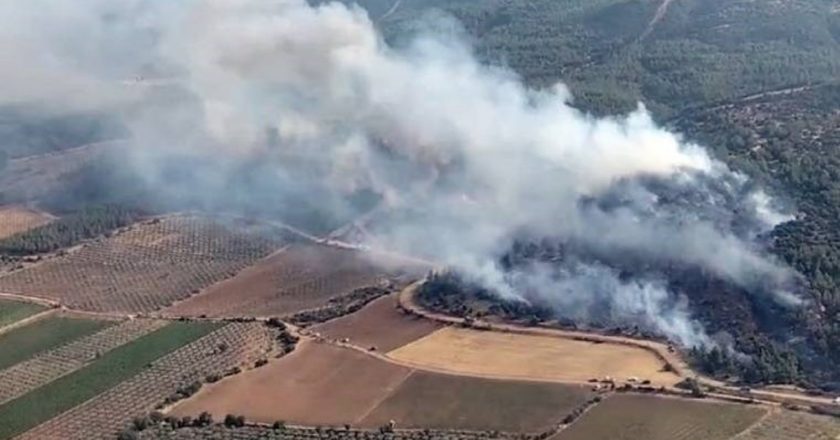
[0,315,112,370]
[0,206,53,239]
[0,215,286,313]
[387,327,680,385]
[135,425,552,440]
[165,244,399,318]
[10,320,275,440]
[359,371,593,432]
[312,293,441,352]
[733,408,840,439]
[0,141,120,204]
[0,298,46,328]
[171,340,414,427]
[552,394,766,440]
[0,318,168,405]
[0,320,220,440]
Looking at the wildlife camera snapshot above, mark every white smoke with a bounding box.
[0,0,799,347]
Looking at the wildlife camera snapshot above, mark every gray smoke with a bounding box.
[0,0,800,347]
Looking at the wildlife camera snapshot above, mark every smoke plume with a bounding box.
[0,0,800,347]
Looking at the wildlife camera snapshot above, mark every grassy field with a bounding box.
[360,371,593,432]
[388,327,680,385]
[553,394,766,440]
[0,299,47,328]
[0,320,220,440]
[0,316,111,370]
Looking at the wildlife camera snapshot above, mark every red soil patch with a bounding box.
[166,244,400,318]
[312,294,441,352]
[170,340,413,426]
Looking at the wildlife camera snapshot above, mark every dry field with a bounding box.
[733,408,840,439]
[0,206,53,239]
[0,318,168,405]
[171,340,414,427]
[387,327,680,385]
[17,321,277,440]
[135,425,550,440]
[312,293,441,352]
[0,216,285,313]
[359,370,593,432]
[552,394,766,440]
[166,244,394,318]
[172,338,598,432]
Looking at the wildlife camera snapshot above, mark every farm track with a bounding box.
[0,318,168,405]
[15,322,277,440]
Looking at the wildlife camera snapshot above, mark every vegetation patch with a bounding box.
[0,320,219,440]
[0,316,111,370]
[0,299,46,328]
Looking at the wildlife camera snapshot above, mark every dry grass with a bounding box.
[359,370,593,432]
[552,394,766,440]
[170,340,414,427]
[312,294,441,352]
[387,327,680,385]
[0,206,53,239]
[165,244,393,318]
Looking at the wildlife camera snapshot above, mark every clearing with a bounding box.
[171,339,413,427]
[0,206,53,239]
[165,243,399,318]
[0,315,112,370]
[0,320,220,440]
[359,370,593,432]
[387,326,680,385]
[0,298,47,328]
[312,293,441,352]
[552,393,766,440]
[0,215,285,313]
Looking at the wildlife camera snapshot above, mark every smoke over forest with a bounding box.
[0,0,803,348]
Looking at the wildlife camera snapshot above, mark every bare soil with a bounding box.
[312,294,441,352]
[552,393,766,440]
[359,370,593,432]
[170,340,414,427]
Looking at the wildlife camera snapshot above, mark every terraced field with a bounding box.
[166,244,394,318]
[0,298,46,328]
[0,216,286,313]
[552,394,766,440]
[12,321,275,440]
[0,318,168,405]
[733,408,840,439]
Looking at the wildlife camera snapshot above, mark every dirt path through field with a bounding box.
[640,0,675,41]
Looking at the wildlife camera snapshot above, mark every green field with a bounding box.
[0,299,46,328]
[0,320,220,440]
[0,316,111,370]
